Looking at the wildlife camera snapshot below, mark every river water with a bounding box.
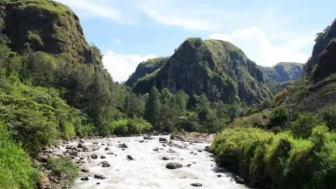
[58,136,248,189]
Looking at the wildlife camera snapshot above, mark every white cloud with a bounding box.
[103,51,156,82]
[112,39,122,44]
[141,6,221,31]
[210,27,315,66]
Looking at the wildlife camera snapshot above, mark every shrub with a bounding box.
[318,105,336,131]
[268,108,288,129]
[290,113,323,138]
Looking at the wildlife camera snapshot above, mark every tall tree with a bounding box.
[144,87,161,130]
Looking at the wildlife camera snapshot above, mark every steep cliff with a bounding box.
[305,18,336,80]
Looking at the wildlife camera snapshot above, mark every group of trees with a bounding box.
[130,87,240,133]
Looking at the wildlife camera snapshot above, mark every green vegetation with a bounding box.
[211,104,336,188]
[0,121,38,189]
[129,37,272,105]
[44,157,79,186]
[259,62,304,94]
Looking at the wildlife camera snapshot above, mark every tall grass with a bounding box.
[0,121,37,189]
[210,125,336,188]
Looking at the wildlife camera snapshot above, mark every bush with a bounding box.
[318,105,336,131]
[290,113,323,138]
[268,108,288,129]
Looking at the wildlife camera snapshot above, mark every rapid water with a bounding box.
[58,136,249,189]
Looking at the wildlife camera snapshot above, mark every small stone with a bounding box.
[101,155,106,159]
[153,147,159,152]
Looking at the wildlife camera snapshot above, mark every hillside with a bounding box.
[129,38,272,105]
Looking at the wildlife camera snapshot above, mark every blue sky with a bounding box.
[56,0,336,82]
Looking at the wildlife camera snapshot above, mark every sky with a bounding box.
[56,0,336,82]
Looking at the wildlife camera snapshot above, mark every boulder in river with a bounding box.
[91,154,98,159]
[127,155,134,161]
[101,161,110,167]
[166,162,182,169]
[139,140,144,143]
[105,147,110,151]
[80,167,89,173]
[143,135,153,140]
[234,176,245,184]
[159,137,168,143]
[101,155,106,159]
[153,147,159,152]
[118,143,128,148]
[77,143,85,148]
[81,176,89,181]
[168,149,176,153]
[161,156,170,161]
[94,174,105,179]
[191,183,202,187]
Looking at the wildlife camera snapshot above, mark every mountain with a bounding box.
[259,62,303,83]
[128,38,272,105]
[258,62,303,95]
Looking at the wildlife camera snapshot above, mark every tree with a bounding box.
[144,87,161,130]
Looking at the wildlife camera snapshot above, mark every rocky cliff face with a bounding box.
[4,0,100,64]
[312,38,336,82]
[259,62,303,82]
[305,18,336,81]
[129,38,272,105]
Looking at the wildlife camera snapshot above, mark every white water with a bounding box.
[58,136,249,189]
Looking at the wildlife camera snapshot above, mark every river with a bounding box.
[57,136,248,189]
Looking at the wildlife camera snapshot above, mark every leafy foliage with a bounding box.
[0,121,38,189]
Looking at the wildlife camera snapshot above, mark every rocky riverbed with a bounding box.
[52,135,249,189]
